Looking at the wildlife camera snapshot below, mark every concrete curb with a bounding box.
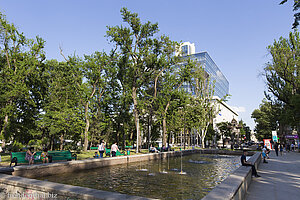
[11,149,253,179]
[202,152,261,200]
[12,150,198,178]
[0,173,157,200]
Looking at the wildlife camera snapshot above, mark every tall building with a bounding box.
[179,42,229,99]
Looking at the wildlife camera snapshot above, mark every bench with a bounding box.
[156,147,173,152]
[105,149,124,157]
[48,150,77,162]
[90,147,98,150]
[10,152,43,167]
[10,150,77,166]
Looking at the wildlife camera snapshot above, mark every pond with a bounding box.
[40,153,242,200]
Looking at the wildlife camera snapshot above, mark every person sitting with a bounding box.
[241,150,261,177]
[25,147,36,165]
[262,146,268,163]
[94,152,99,158]
[149,146,158,153]
[265,146,270,158]
[41,148,49,163]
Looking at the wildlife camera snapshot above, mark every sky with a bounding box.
[0,0,294,129]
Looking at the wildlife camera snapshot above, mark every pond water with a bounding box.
[40,153,242,200]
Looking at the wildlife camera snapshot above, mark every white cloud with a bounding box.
[232,106,246,113]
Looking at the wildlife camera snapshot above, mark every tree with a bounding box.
[280,0,300,28]
[217,122,231,147]
[239,120,251,142]
[81,51,115,151]
[39,58,84,150]
[191,66,217,148]
[106,8,181,152]
[0,13,46,147]
[155,58,195,147]
[251,99,279,141]
[265,31,300,131]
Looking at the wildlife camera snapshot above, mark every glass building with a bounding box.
[189,52,229,98]
[178,42,229,99]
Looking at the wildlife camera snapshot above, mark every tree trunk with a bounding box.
[0,114,8,148]
[201,133,205,148]
[50,136,54,151]
[162,101,170,147]
[60,134,64,150]
[132,87,140,153]
[162,118,167,147]
[201,123,210,148]
[84,101,90,151]
[148,115,151,150]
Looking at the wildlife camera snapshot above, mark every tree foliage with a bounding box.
[0,9,224,151]
[265,31,300,130]
[280,0,300,28]
[251,100,280,141]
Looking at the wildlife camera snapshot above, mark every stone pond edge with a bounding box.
[0,149,259,199]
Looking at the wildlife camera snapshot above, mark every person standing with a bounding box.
[286,143,290,152]
[111,142,119,157]
[274,142,279,156]
[279,144,283,156]
[291,143,295,151]
[98,140,105,158]
[241,150,261,177]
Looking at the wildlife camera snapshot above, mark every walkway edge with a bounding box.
[202,152,261,200]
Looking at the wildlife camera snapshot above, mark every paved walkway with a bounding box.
[245,150,300,200]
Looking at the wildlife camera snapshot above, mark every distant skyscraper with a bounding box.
[178,42,229,99]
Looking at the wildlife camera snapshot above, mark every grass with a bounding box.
[0,153,12,166]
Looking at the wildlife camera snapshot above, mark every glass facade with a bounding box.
[183,52,229,98]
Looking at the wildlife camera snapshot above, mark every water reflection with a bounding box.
[41,154,241,200]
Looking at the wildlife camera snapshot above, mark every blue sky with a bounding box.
[0,0,294,129]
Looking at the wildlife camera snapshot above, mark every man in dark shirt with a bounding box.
[241,150,261,177]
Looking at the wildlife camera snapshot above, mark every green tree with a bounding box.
[280,0,300,28]
[238,120,251,142]
[0,13,46,147]
[106,8,182,152]
[191,66,217,148]
[39,59,84,150]
[265,31,300,131]
[251,100,279,141]
[155,58,195,147]
[81,51,115,151]
[217,122,232,147]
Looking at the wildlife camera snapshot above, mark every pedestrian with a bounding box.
[274,142,279,156]
[111,142,119,157]
[291,143,295,151]
[25,147,36,165]
[98,139,105,158]
[262,146,268,163]
[279,144,283,156]
[287,143,290,152]
[241,150,261,177]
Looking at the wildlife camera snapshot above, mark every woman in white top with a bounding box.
[111,142,119,157]
[98,140,105,158]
